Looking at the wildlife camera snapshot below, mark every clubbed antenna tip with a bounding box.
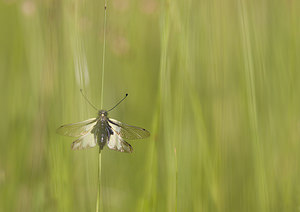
[107,93,129,112]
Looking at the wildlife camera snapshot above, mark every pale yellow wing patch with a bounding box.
[71,133,97,150]
[107,133,133,153]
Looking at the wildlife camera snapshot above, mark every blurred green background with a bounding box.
[1,0,300,211]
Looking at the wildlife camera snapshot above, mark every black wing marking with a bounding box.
[107,132,133,153]
[56,118,97,137]
[108,118,150,140]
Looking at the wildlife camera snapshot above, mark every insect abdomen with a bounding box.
[91,120,113,150]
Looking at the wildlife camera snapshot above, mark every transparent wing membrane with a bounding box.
[56,118,97,137]
[108,118,150,140]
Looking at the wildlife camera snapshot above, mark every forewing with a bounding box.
[56,118,97,137]
[108,118,150,140]
[107,133,133,153]
[71,132,97,150]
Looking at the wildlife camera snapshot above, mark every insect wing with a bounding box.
[71,132,97,150]
[108,118,150,140]
[56,118,97,137]
[107,132,133,153]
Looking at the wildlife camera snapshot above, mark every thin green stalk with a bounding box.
[96,149,102,212]
[100,0,108,108]
[174,147,178,212]
[97,1,108,212]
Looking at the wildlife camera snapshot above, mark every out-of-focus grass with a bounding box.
[1,0,300,211]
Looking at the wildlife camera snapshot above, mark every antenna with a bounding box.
[107,94,128,112]
[80,89,99,111]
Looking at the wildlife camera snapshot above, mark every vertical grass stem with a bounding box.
[96,149,102,212]
[100,0,107,109]
[97,1,108,212]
